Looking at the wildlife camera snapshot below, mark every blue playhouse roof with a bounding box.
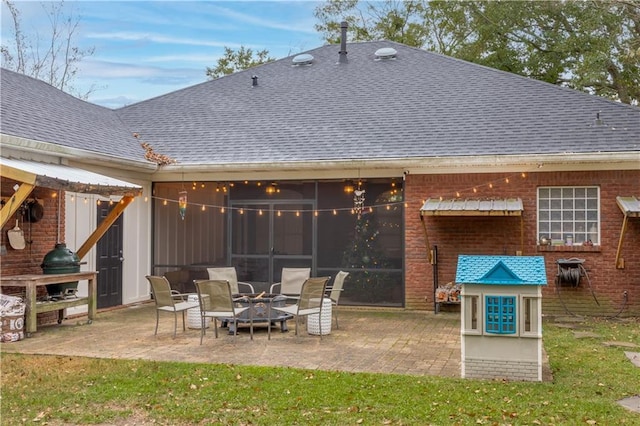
[455,255,548,286]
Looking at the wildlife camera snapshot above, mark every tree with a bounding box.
[314,0,640,104]
[1,0,95,99]
[206,46,275,79]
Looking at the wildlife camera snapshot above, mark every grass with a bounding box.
[1,317,639,425]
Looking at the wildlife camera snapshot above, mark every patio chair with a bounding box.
[269,267,311,298]
[194,279,251,344]
[269,276,330,340]
[327,271,349,329]
[146,275,199,338]
[207,267,255,294]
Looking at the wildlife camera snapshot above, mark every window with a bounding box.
[538,187,599,245]
[462,295,480,333]
[485,295,516,334]
[521,296,541,337]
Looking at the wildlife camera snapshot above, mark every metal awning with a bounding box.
[0,157,142,197]
[420,198,523,216]
[1,157,142,259]
[419,198,525,268]
[615,196,640,269]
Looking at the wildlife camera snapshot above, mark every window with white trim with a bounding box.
[462,295,480,334]
[521,296,541,337]
[538,187,600,245]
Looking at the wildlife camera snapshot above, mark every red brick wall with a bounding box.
[404,170,640,317]
[1,179,66,324]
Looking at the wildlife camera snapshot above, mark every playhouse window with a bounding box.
[463,295,480,332]
[485,296,516,334]
[521,296,541,336]
[537,186,600,245]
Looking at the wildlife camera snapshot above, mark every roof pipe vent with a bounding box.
[339,21,348,64]
[252,75,258,87]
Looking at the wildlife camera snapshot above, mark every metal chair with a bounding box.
[207,267,255,294]
[269,276,330,340]
[269,267,311,297]
[146,275,199,338]
[327,271,349,329]
[194,279,250,344]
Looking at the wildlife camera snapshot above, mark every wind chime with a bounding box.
[178,191,187,220]
[353,181,365,218]
[178,174,188,220]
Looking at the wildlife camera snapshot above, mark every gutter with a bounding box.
[149,151,640,181]
[1,133,156,174]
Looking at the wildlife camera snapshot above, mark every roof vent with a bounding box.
[252,75,258,87]
[375,47,397,60]
[339,21,348,64]
[292,53,314,66]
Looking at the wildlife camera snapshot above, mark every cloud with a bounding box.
[78,59,204,82]
[86,31,243,49]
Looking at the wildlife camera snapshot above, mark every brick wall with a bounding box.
[1,179,65,324]
[464,357,540,381]
[404,170,640,316]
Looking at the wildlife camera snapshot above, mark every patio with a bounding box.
[1,303,462,377]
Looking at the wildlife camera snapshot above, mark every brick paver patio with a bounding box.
[1,303,461,377]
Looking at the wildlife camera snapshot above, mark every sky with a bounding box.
[1,1,325,108]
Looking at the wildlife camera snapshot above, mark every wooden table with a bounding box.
[0,272,98,336]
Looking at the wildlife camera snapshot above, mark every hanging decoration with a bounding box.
[178,190,187,220]
[353,180,366,218]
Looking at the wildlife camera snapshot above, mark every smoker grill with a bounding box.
[41,243,81,299]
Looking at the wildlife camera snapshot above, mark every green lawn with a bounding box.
[2,317,639,425]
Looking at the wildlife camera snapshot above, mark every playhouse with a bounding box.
[457,255,548,381]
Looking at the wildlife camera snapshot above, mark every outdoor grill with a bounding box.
[41,243,81,299]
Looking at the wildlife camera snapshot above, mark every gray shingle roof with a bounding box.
[3,41,639,167]
[116,41,639,165]
[0,68,145,161]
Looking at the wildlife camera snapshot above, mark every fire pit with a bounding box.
[226,293,292,334]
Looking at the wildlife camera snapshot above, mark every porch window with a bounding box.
[485,295,516,335]
[537,186,600,245]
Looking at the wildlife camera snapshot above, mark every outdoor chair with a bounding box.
[269,267,311,298]
[269,276,330,340]
[194,279,251,344]
[207,267,255,294]
[146,275,199,338]
[327,271,349,329]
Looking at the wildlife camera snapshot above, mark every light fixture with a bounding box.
[344,180,355,194]
[266,183,278,194]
